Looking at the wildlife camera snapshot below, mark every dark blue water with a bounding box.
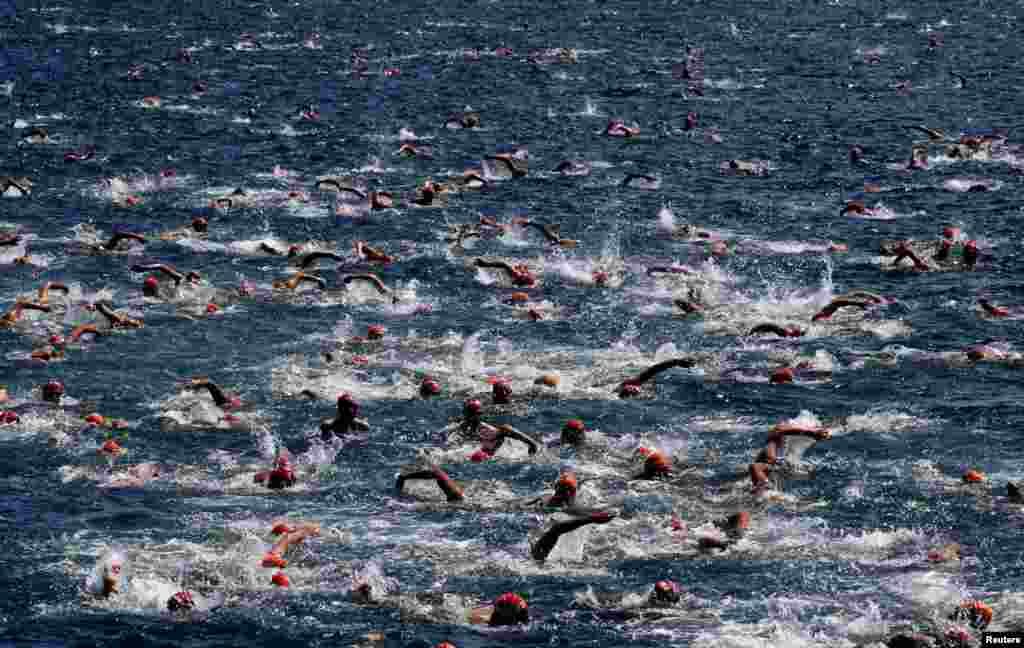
[2,1,1023,646]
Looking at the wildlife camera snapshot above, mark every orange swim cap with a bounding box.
[100,439,122,454]
[963,469,986,483]
[508,292,530,303]
[271,571,290,587]
[535,374,559,387]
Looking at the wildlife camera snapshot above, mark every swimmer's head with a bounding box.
[143,276,160,296]
[191,217,208,233]
[770,367,795,384]
[469,448,493,463]
[619,382,641,398]
[50,335,65,348]
[492,380,512,404]
[553,471,578,499]
[652,580,682,605]
[491,592,529,625]
[367,325,386,340]
[506,291,530,304]
[166,591,195,613]
[102,557,123,594]
[287,245,302,257]
[271,523,294,535]
[464,399,482,419]
[0,410,17,424]
[271,572,290,588]
[561,419,586,445]
[419,378,441,398]
[337,393,359,418]
[962,469,986,483]
[950,600,992,630]
[42,380,64,403]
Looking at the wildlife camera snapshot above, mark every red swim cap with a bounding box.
[564,419,584,432]
[420,378,441,396]
[436,643,458,648]
[770,368,795,384]
[494,592,527,610]
[206,303,218,313]
[0,411,18,424]
[271,571,290,587]
[464,399,482,416]
[50,335,65,346]
[167,591,195,612]
[619,383,641,398]
[367,325,386,340]
[271,523,294,535]
[144,276,159,290]
[100,439,122,454]
[262,552,287,568]
[469,449,493,463]
[637,447,651,457]
[44,380,65,398]
[963,469,986,483]
[965,239,978,249]
[85,414,105,425]
[492,381,512,404]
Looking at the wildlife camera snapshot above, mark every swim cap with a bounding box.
[287,244,301,256]
[271,523,294,535]
[435,643,458,648]
[494,592,528,611]
[653,580,682,604]
[144,276,159,291]
[464,399,482,417]
[965,239,978,249]
[942,226,960,239]
[770,368,795,384]
[191,217,208,231]
[337,393,359,417]
[507,291,530,303]
[367,325,386,340]
[274,455,290,468]
[262,553,287,568]
[271,571,290,587]
[166,591,195,612]
[592,271,610,284]
[43,380,65,400]
[0,411,18,424]
[420,378,441,397]
[100,439,123,455]
[85,414,105,425]
[962,469,986,483]
[492,381,512,404]
[469,449,493,463]
[619,383,641,397]
[206,303,218,314]
[636,447,652,457]
[50,335,64,346]
[564,419,584,432]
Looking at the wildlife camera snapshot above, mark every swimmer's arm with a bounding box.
[189,381,230,407]
[531,511,615,561]
[769,424,830,441]
[70,324,102,341]
[341,273,390,295]
[269,524,320,556]
[396,467,464,502]
[474,258,516,275]
[103,231,146,250]
[622,357,697,389]
[298,252,344,268]
[130,264,185,283]
[748,323,790,336]
[496,425,540,455]
[0,235,21,247]
[37,282,69,305]
[259,242,284,256]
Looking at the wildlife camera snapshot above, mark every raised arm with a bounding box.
[298,251,345,268]
[341,273,390,295]
[495,424,540,455]
[395,467,465,502]
[619,358,697,390]
[530,510,615,561]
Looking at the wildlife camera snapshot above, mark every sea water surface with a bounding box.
[1,0,1023,646]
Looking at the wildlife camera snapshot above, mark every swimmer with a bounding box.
[516,219,578,247]
[156,216,208,241]
[889,241,930,271]
[530,509,617,561]
[412,179,449,207]
[396,466,465,502]
[24,126,50,145]
[560,419,586,446]
[256,521,320,565]
[541,470,578,507]
[184,377,240,410]
[698,511,751,550]
[36,282,69,306]
[254,455,297,490]
[353,241,397,264]
[553,160,592,177]
[475,422,540,458]
[1,301,51,328]
[31,336,66,362]
[617,357,698,398]
[95,302,144,329]
[41,379,65,404]
[633,447,674,480]
[444,111,481,129]
[448,169,488,191]
[0,176,32,197]
[674,298,705,315]
[130,263,195,296]
[811,298,872,321]
[749,323,804,338]
[396,142,434,159]
[604,120,640,137]
[755,422,831,465]
[978,298,1010,318]
[319,393,370,441]
[474,258,536,287]
[272,272,327,291]
[484,152,528,178]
